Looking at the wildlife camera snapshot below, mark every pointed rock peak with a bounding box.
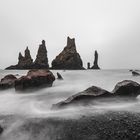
[91,50,100,70]
[67,36,75,47]
[18,52,23,59]
[33,40,49,68]
[51,37,84,70]
[25,47,29,54]
[25,46,32,59]
[42,40,45,46]
[25,46,29,50]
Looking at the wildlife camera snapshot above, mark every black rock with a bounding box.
[112,80,140,97]
[33,40,49,69]
[132,71,140,76]
[87,62,90,69]
[6,47,33,69]
[51,37,84,70]
[52,86,111,109]
[5,40,49,69]
[0,74,17,89]
[52,80,140,109]
[15,69,55,91]
[91,50,100,69]
[57,72,63,80]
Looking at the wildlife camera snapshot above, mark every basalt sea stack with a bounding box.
[91,50,100,69]
[51,37,84,70]
[33,40,49,69]
[6,40,49,69]
[6,47,33,69]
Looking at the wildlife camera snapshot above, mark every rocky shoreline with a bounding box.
[0,111,140,140]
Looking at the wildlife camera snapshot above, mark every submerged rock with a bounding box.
[52,80,140,109]
[132,71,140,76]
[33,40,49,69]
[91,50,100,69]
[112,80,140,97]
[0,74,17,89]
[52,86,111,109]
[15,69,55,91]
[57,72,63,80]
[51,37,84,70]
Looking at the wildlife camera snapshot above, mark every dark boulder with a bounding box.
[15,69,55,91]
[57,72,63,80]
[0,126,3,135]
[112,80,140,97]
[132,71,140,76]
[52,80,140,109]
[52,86,111,109]
[91,50,100,70]
[0,74,17,89]
[51,37,84,70]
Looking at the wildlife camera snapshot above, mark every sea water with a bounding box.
[0,69,140,140]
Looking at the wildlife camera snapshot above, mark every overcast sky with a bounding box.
[0,0,140,69]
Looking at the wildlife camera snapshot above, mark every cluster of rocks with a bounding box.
[6,40,49,69]
[52,80,140,109]
[5,37,100,70]
[0,69,55,91]
[87,50,100,70]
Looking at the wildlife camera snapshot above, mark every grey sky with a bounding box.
[0,0,140,69]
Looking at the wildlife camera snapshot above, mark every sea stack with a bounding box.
[33,40,49,69]
[51,37,84,70]
[6,47,33,69]
[5,40,49,69]
[18,47,33,68]
[91,50,100,70]
[87,62,90,69]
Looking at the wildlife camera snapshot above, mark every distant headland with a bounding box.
[5,37,100,70]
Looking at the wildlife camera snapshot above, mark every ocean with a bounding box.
[0,69,140,140]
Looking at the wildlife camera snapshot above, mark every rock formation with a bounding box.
[51,37,84,70]
[5,40,49,69]
[52,80,140,109]
[6,47,33,69]
[0,74,17,89]
[33,40,49,69]
[15,69,55,91]
[87,62,90,69]
[112,80,140,96]
[57,72,63,80]
[131,70,140,76]
[91,50,100,69]
[52,86,111,109]
[17,47,33,68]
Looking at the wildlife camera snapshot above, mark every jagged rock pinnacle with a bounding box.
[51,37,84,70]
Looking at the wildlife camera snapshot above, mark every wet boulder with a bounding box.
[132,71,140,76]
[15,69,55,91]
[0,74,17,89]
[112,80,140,97]
[52,86,111,109]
